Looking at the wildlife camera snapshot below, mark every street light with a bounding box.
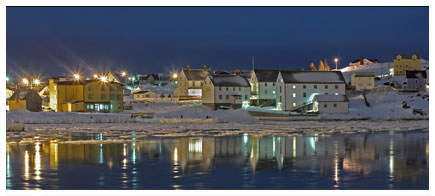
[33,79,40,85]
[100,76,108,83]
[6,76,9,82]
[172,73,178,79]
[334,58,339,70]
[93,74,98,79]
[121,71,126,77]
[23,78,29,85]
[73,73,81,80]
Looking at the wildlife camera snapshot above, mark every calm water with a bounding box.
[6,131,428,190]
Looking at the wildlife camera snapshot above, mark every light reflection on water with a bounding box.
[6,131,428,190]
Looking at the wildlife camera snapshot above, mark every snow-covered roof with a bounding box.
[406,70,427,79]
[133,90,156,94]
[280,71,346,84]
[10,89,40,100]
[183,69,210,81]
[315,94,349,102]
[253,69,280,82]
[394,54,421,59]
[209,74,251,87]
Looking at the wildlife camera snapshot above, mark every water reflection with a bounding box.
[6,131,428,190]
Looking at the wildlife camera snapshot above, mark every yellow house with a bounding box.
[49,78,123,113]
[393,54,421,76]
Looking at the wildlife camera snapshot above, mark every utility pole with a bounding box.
[252,56,255,70]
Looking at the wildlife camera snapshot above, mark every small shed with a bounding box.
[313,94,349,114]
[133,90,157,101]
[9,89,42,112]
[351,72,375,91]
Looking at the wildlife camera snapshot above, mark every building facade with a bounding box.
[393,54,421,76]
[275,71,346,111]
[175,65,210,98]
[312,94,349,113]
[202,74,251,109]
[133,90,157,101]
[249,69,280,106]
[403,70,427,92]
[351,72,375,91]
[49,78,123,112]
[9,89,42,112]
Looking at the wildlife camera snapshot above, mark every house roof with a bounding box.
[406,70,427,79]
[10,89,40,100]
[351,59,379,63]
[315,94,349,102]
[183,69,210,81]
[209,74,251,87]
[280,71,346,84]
[394,54,421,59]
[253,69,280,82]
[353,72,375,77]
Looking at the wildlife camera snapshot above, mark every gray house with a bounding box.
[249,69,280,106]
[9,89,42,112]
[403,70,427,92]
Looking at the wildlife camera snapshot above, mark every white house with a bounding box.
[249,69,280,106]
[275,71,346,112]
[202,74,251,109]
[312,94,349,113]
[175,65,210,98]
[351,72,375,91]
[133,90,157,101]
[403,70,427,92]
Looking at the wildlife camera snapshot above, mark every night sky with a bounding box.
[6,7,429,78]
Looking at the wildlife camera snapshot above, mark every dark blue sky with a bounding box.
[6,7,429,78]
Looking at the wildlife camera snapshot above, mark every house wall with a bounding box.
[404,78,426,91]
[25,91,42,112]
[352,76,375,91]
[201,76,215,106]
[84,81,110,103]
[133,92,157,100]
[393,55,421,76]
[175,72,204,97]
[214,86,250,105]
[316,101,349,114]
[9,98,26,111]
[50,81,84,112]
[276,73,346,111]
[249,72,277,106]
[109,83,124,112]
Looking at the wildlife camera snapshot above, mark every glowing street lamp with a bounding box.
[93,74,98,79]
[22,78,29,85]
[73,73,81,80]
[121,71,126,77]
[334,58,339,70]
[172,73,178,79]
[6,76,9,82]
[100,76,108,83]
[33,79,40,85]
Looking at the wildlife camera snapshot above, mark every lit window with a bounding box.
[293,85,296,89]
[226,95,229,100]
[335,93,338,95]
[303,85,306,89]
[54,85,57,90]
[303,93,306,97]
[273,91,275,94]
[324,104,327,108]
[293,93,296,98]
[219,95,222,100]
[293,102,296,107]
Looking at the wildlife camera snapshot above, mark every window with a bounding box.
[303,102,306,105]
[280,86,282,93]
[226,87,228,91]
[273,91,275,94]
[272,83,275,86]
[325,85,328,89]
[239,87,241,91]
[233,87,235,91]
[54,85,57,90]
[415,80,418,84]
[88,94,94,99]
[90,105,94,110]
[101,86,105,91]
[303,93,306,97]
[406,64,408,67]
[245,95,248,99]
[324,104,327,108]
[367,83,372,86]
[86,104,90,110]
[105,105,108,110]
[219,87,221,91]
[325,93,328,95]
[293,102,296,108]
[226,95,229,100]
[88,85,92,91]
[117,95,121,100]
[314,85,317,89]
[292,93,296,98]
[265,83,267,86]
[293,85,296,89]
[102,94,106,99]
[54,94,57,99]
[280,96,282,102]
[219,95,222,100]
[335,85,338,89]
[265,90,267,94]
[335,93,338,95]
[334,104,337,108]
[303,85,306,89]
[118,104,121,109]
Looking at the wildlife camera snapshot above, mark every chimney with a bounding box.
[360,57,364,65]
[186,65,190,71]
[203,65,207,71]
